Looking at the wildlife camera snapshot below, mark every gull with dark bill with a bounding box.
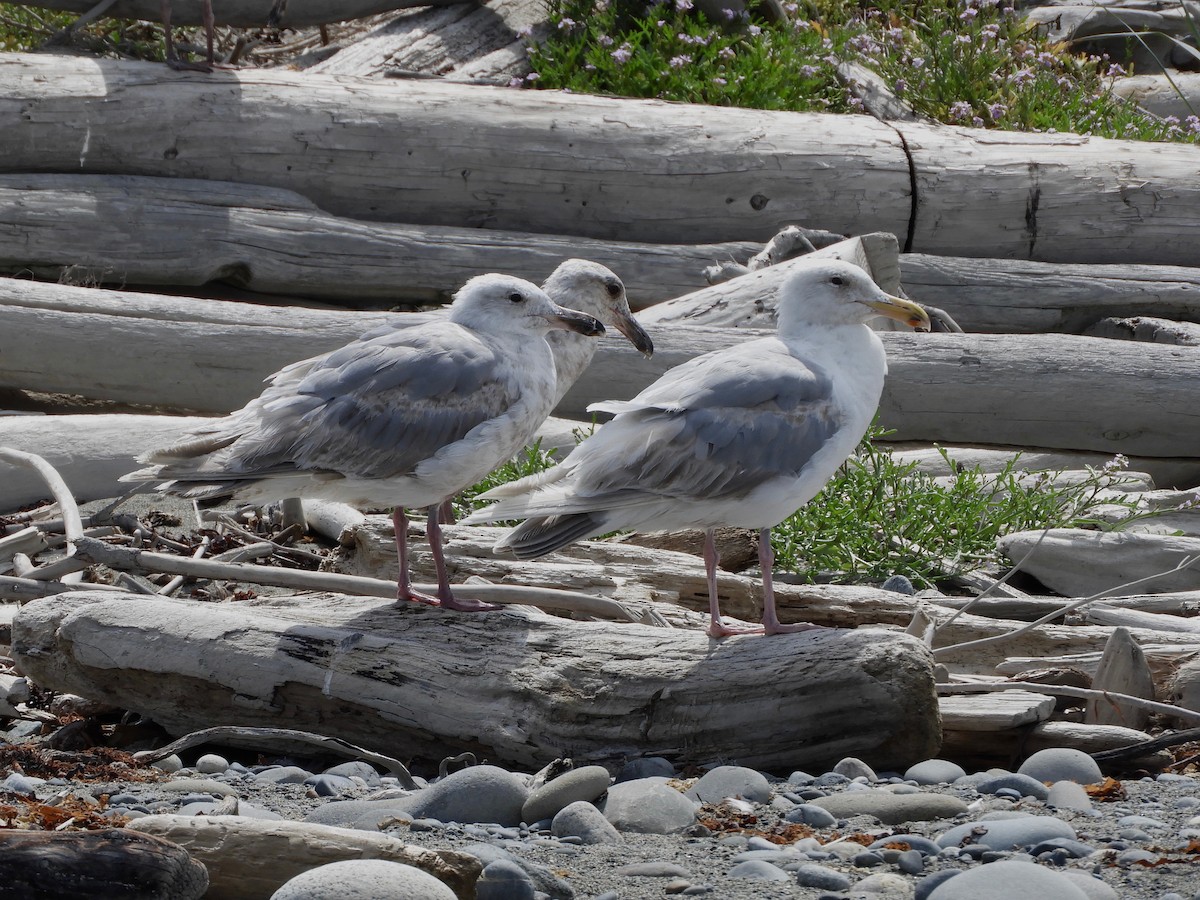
[124,273,604,612]
[464,260,930,637]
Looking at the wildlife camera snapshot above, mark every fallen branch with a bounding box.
[1090,726,1200,764]
[0,448,84,584]
[133,725,417,788]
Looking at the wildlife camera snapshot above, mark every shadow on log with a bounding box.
[11,591,941,772]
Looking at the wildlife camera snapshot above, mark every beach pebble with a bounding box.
[463,844,573,899]
[324,761,383,787]
[726,860,790,881]
[812,789,968,824]
[794,864,852,890]
[615,757,675,782]
[896,849,924,874]
[834,757,878,781]
[1059,871,1119,900]
[616,862,692,877]
[973,773,1051,801]
[270,859,456,899]
[522,765,611,823]
[1017,749,1103,785]
[307,774,358,797]
[936,815,1076,851]
[685,765,772,803]
[916,870,960,900]
[1,773,39,796]
[604,778,698,834]
[1046,780,1094,812]
[905,759,966,785]
[851,871,914,898]
[151,754,183,773]
[303,799,413,830]
[551,800,621,845]
[475,860,537,900]
[255,765,312,785]
[785,803,837,827]
[925,860,1089,899]
[195,754,229,775]
[404,765,528,826]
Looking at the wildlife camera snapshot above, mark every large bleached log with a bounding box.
[898,254,1200,334]
[8,0,449,26]
[10,591,942,771]
[0,414,209,511]
[127,815,479,900]
[5,271,1199,457]
[6,54,1200,264]
[997,530,1200,598]
[0,174,749,305]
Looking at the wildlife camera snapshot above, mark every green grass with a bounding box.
[521,0,1199,142]
[457,427,1170,590]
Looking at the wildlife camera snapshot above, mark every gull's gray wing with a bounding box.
[570,340,844,503]
[224,323,519,480]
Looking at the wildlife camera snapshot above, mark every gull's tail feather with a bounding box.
[496,513,607,559]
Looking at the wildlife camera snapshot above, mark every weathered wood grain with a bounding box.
[6,54,1200,263]
[8,0,449,26]
[10,591,942,771]
[898,253,1200,333]
[0,174,747,305]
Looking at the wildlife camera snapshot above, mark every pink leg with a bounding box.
[425,505,499,612]
[704,528,762,638]
[202,0,215,65]
[440,498,457,525]
[758,527,825,636]
[162,0,214,71]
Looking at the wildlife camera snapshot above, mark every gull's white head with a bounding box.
[775,260,931,334]
[449,273,605,338]
[543,259,654,357]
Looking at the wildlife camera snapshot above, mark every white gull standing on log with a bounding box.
[124,273,604,612]
[464,260,930,637]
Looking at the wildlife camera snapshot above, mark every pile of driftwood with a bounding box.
[2,0,1200,784]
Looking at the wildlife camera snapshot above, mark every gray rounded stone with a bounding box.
[404,765,529,826]
[936,815,1076,851]
[1017,748,1103,785]
[195,753,229,774]
[615,757,676,782]
[551,800,622,845]
[853,872,916,898]
[1059,870,1119,900]
[603,778,698,834]
[926,860,1089,900]
[463,844,574,899]
[303,799,414,830]
[784,803,837,827]
[726,860,790,881]
[269,860,456,899]
[685,765,772,803]
[521,765,611,823]
[811,789,968,825]
[475,860,537,900]
[152,754,183,773]
[793,864,851,890]
[974,772,1051,801]
[904,759,967,785]
[255,765,312,785]
[916,869,960,900]
[1046,780,1094,812]
[323,761,383,787]
[833,757,877,781]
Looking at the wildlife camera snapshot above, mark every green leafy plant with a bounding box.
[452,439,562,521]
[771,429,1152,587]
[521,0,1198,142]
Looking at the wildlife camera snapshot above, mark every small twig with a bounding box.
[934,527,1049,637]
[158,535,211,596]
[0,448,85,585]
[933,553,1200,659]
[937,681,1200,724]
[0,573,124,603]
[1091,726,1200,764]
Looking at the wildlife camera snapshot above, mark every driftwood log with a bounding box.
[0,828,208,900]
[4,273,1199,459]
[10,590,942,771]
[127,815,479,900]
[9,0,450,26]
[0,174,754,305]
[898,253,1200,334]
[6,55,1200,264]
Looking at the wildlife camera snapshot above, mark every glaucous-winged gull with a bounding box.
[124,273,604,611]
[464,260,931,636]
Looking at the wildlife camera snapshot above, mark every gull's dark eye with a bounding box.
[606,281,622,298]
[508,291,525,303]
[831,275,845,286]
